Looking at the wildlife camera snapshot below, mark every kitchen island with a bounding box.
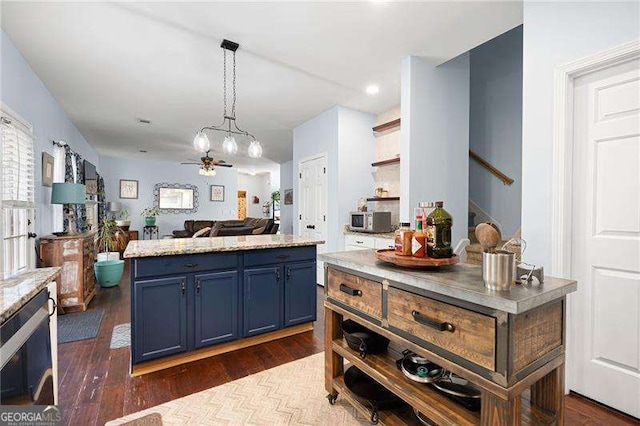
[320,250,577,425]
[123,234,323,375]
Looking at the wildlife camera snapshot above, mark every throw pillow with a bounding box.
[208,223,222,237]
[252,226,266,235]
[192,227,211,238]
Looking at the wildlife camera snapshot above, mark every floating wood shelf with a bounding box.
[367,197,400,202]
[373,118,401,133]
[371,157,400,167]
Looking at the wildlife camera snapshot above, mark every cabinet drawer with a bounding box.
[326,268,382,319]
[244,246,316,267]
[387,287,496,370]
[344,234,375,249]
[134,252,238,278]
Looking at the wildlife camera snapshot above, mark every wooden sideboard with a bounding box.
[116,230,138,253]
[321,254,577,426]
[39,232,97,313]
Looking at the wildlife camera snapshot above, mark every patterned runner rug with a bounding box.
[106,353,368,425]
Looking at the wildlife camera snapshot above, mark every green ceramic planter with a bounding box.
[145,217,157,226]
[94,260,124,288]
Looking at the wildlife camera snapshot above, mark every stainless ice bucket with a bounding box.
[482,250,515,291]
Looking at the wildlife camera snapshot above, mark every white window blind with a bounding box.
[2,116,35,206]
[1,110,36,278]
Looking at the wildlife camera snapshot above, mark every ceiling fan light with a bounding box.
[193,131,210,152]
[248,140,262,159]
[199,166,216,177]
[222,135,238,155]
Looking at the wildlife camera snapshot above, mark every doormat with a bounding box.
[57,309,105,344]
[110,323,131,349]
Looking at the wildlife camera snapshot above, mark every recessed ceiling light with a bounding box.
[366,85,380,95]
[137,118,152,124]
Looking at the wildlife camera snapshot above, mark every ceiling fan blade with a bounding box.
[180,162,200,165]
[215,163,233,167]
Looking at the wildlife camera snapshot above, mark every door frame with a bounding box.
[550,39,640,393]
[296,152,328,236]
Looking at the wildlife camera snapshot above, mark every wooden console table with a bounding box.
[321,251,577,425]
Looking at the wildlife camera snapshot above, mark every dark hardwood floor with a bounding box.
[57,262,639,425]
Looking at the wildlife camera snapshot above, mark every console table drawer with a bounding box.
[387,287,496,370]
[326,268,382,320]
[134,252,238,278]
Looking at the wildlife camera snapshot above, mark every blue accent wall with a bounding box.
[1,31,99,237]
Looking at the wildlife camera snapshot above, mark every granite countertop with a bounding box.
[343,229,396,239]
[319,250,577,314]
[0,267,61,323]
[124,234,325,258]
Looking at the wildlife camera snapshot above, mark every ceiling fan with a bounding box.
[181,151,233,176]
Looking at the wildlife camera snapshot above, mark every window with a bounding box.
[1,106,36,278]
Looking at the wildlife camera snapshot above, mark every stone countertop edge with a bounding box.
[123,235,325,259]
[319,251,577,315]
[0,267,61,323]
[343,229,396,239]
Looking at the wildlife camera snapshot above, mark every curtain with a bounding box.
[63,146,87,233]
[52,145,65,232]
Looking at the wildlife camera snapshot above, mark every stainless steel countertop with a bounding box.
[319,250,576,314]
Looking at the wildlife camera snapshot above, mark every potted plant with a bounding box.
[94,219,124,287]
[115,208,131,231]
[141,206,159,226]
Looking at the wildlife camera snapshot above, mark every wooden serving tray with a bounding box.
[375,249,458,268]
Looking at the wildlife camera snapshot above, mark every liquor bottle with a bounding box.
[426,201,453,258]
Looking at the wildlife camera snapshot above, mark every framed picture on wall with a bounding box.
[120,179,138,199]
[42,152,54,187]
[284,188,293,205]
[210,185,225,202]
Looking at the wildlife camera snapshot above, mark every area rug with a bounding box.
[57,309,105,344]
[106,353,368,425]
[110,323,131,349]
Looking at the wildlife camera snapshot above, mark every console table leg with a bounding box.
[324,307,343,395]
[531,363,565,424]
[481,390,521,425]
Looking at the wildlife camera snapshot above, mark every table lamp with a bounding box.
[107,201,122,220]
[52,183,86,235]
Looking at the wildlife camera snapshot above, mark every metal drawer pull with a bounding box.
[48,297,57,317]
[340,284,362,297]
[196,280,201,293]
[275,254,290,260]
[412,310,455,332]
[181,280,186,295]
[183,262,199,268]
[355,241,364,244]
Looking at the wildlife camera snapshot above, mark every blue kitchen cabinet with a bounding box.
[133,276,188,363]
[194,271,239,348]
[243,266,282,337]
[284,261,317,326]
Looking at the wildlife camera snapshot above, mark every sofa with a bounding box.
[172,218,279,238]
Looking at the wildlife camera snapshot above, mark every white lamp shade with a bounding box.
[248,140,263,158]
[222,135,238,155]
[193,131,211,152]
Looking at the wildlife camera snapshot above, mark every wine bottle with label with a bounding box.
[426,201,453,258]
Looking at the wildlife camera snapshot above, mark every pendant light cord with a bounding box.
[232,50,237,119]
[223,48,228,117]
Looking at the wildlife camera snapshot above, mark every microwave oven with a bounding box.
[349,211,392,233]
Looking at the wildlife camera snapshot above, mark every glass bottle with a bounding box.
[394,222,413,256]
[412,220,426,258]
[426,201,453,258]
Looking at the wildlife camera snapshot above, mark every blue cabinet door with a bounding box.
[133,276,187,363]
[284,261,317,327]
[194,271,239,349]
[243,266,282,337]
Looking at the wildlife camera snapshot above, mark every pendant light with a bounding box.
[193,39,261,158]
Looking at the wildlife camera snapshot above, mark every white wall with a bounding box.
[401,54,470,246]
[279,160,294,234]
[469,26,523,237]
[99,156,238,234]
[238,173,271,219]
[1,31,99,237]
[522,1,640,269]
[292,106,374,252]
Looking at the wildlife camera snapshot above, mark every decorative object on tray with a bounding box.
[284,188,293,205]
[341,319,390,359]
[375,249,458,268]
[119,179,138,199]
[210,184,225,202]
[42,152,54,187]
[153,183,199,214]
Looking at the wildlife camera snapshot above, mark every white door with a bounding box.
[570,57,640,417]
[298,155,327,285]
